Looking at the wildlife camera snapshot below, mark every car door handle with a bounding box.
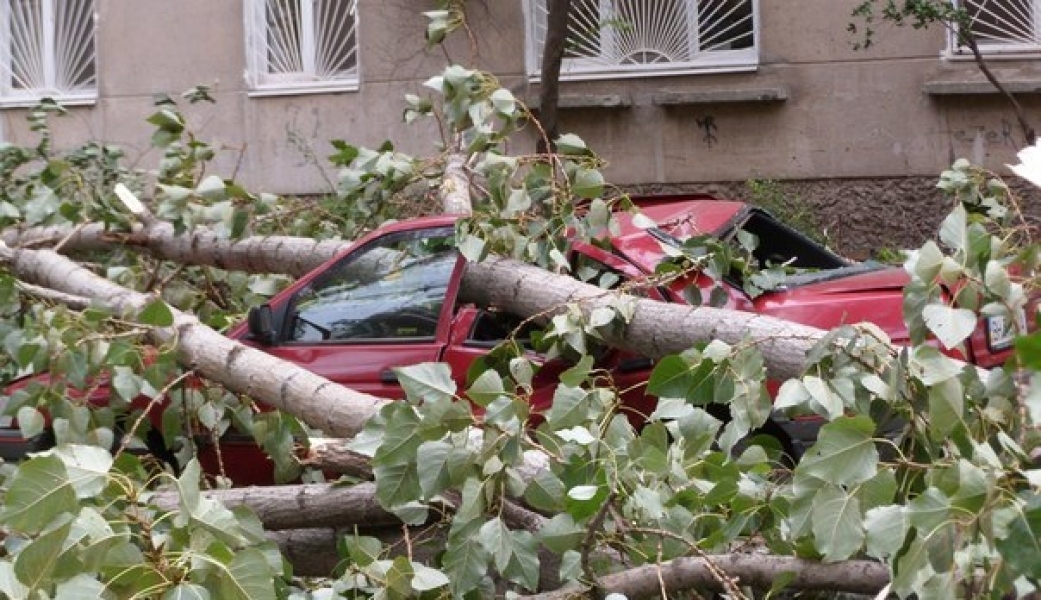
[616,357,653,374]
[380,370,398,384]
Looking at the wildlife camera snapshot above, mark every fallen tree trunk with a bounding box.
[0,243,386,437]
[150,482,400,530]
[2,222,345,278]
[4,223,942,383]
[522,553,890,599]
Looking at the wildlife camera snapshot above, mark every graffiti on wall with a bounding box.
[695,115,718,147]
[948,118,1021,165]
[950,119,1016,149]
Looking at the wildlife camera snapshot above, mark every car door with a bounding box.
[259,226,462,399]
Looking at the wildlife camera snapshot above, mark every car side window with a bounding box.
[286,230,456,343]
[467,309,537,348]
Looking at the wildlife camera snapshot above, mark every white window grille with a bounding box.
[949,0,1041,55]
[245,0,359,95]
[0,0,97,107]
[525,0,758,81]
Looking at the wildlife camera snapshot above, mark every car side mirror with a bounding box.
[247,304,277,345]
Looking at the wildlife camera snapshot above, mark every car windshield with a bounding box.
[650,208,880,293]
[288,230,456,342]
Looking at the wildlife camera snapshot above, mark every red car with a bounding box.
[0,195,1027,482]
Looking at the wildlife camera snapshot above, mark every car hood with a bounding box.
[751,263,911,344]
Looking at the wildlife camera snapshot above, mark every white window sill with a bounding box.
[945,48,1041,61]
[246,80,361,98]
[0,95,97,109]
[529,63,758,84]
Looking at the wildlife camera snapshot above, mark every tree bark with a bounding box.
[3,224,990,384]
[440,147,473,214]
[536,0,572,154]
[0,244,387,438]
[150,482,399,530]
[2,222,346,278]
[464,257,837,382]
[522,553,890,599]
[269,524,451,577]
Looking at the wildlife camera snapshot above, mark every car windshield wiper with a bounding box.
[647,227,684,248]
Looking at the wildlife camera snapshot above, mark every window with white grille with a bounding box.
[950,0,1041,55]
[0,0,97,107]
[526,0,758,80]
[245,0,359,94]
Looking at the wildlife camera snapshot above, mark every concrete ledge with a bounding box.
[923,65,1041,95]
[652,84,789,105]
[528,93,632,110]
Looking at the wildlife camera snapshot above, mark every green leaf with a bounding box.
[162,583,211,600]
[373,461,422,516]
[2,454,78,533]
[215,548,277,600]
[796,416,879,486]
[864,505,908,559]
[0,562,28,600]
[926,378,964,440]
[647,355,693,398]
[56,574,109,600]
[938,204,968,252]
[479,517,513,571]
[922,304,976,349]
[811,485,864,562]
[52,444,113,498]
[395,362,457,403]
[559,354,594,387]
[524,469,566,513]
[139,298,175,327]
[196,175,227,200]
[467,369,504,408]
[343,535,383,568]
[910,345,964,385]
[457,233,487,262]
[572,168,605,199]
[546,385,588,429]
[112,366,143,402]
[555,134,590,156]
[16,406,44,439]
[490,89,516,116]
[537,513,585,554]
[443,517,491,596]
[996,499,1041,580]
[502,530,540,591]
[411,563,450,592]
[906,487,950,532]
[14,518,72,593]
[416,440,471,497]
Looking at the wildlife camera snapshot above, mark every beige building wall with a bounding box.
[0,0,1038,255]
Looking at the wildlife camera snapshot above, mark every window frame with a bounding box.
[524,0,760,82]
[281,227,459,345]
[0,0,98,108]
[244,0,360,97]
[947,0,1041,57]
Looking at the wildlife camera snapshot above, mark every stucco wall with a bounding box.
[0,0,1039,251]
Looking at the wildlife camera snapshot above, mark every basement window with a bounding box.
[525,0,759,81]
[245,0,359,95]
[0,0,97,108]
[949,0,1041,56]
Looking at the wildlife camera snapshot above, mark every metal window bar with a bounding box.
[249,0,358,89]
[528,0,757,80]
[1,0,96,102]
[951,0,1041,54]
